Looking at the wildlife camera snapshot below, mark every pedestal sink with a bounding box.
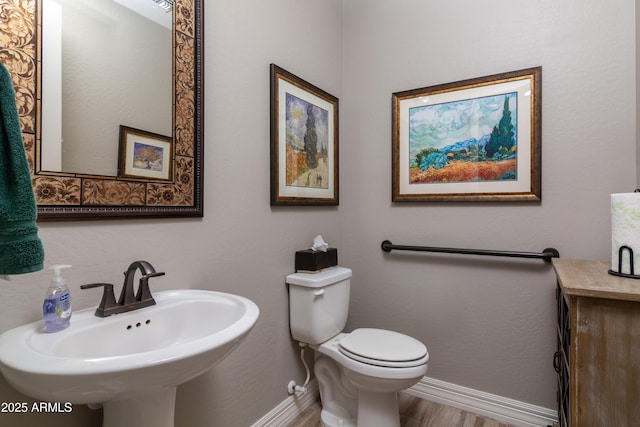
[0,289,259,427]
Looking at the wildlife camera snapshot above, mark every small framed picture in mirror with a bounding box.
[118,126,173,181]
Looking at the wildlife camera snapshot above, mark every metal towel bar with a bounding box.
[381,240,560,263]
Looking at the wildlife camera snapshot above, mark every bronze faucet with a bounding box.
[81,261,165,317]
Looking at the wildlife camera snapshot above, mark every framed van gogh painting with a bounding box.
[118,126,173,181]
[392,67,541,202]
[270,64,339,205]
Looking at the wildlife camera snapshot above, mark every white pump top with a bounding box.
[49,264,71,285]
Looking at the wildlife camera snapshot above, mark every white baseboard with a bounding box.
[405,376,558,427]
[251,379,319,427]
[253,376,557,427]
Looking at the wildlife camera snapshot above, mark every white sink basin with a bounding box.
[0,289,259,427]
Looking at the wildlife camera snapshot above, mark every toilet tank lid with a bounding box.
[286,266,352,288]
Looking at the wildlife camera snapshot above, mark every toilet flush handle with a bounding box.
[313,289,325,297]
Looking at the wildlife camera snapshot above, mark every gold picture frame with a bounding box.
[392,67,541,202]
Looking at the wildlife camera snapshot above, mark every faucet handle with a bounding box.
[135,271,164,304]
[80,283,117,318]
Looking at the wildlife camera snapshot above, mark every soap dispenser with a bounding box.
[43,265,72,333]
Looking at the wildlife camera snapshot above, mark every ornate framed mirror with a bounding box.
[1,0,203,220]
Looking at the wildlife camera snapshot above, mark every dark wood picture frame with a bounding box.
[118,126,173,181]
[270,64,339,206]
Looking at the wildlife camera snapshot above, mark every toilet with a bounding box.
[286,266,429,427]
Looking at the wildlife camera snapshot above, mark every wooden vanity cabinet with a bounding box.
[552,259,640,427]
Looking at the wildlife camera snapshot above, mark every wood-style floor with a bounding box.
[287,394,516,427]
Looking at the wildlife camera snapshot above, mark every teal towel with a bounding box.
[0,62,44,275]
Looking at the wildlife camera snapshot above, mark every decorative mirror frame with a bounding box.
[1,0,203,220]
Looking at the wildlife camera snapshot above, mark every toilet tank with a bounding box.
[286,267,352,345]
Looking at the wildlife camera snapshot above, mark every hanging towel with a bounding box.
[0,62,44,275]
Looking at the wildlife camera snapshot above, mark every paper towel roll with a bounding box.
[611,193,640,274]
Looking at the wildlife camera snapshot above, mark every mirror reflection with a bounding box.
[41,0,172,176]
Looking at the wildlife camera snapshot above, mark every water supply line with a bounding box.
[287,342,311,395]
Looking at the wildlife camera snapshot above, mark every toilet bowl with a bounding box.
[313,330,428,427]
[286,267,429,427]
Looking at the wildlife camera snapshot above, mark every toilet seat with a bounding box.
[338,328,428,368]
[313,332,428,381]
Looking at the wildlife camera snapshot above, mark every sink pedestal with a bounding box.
[100,388,177,427]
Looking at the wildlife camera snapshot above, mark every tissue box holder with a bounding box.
[295,248,338,272]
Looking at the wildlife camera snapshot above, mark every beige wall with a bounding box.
[341,0,635,410]
[0,0,343,426]
[0,0,636,425]
[637,0,640,188]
